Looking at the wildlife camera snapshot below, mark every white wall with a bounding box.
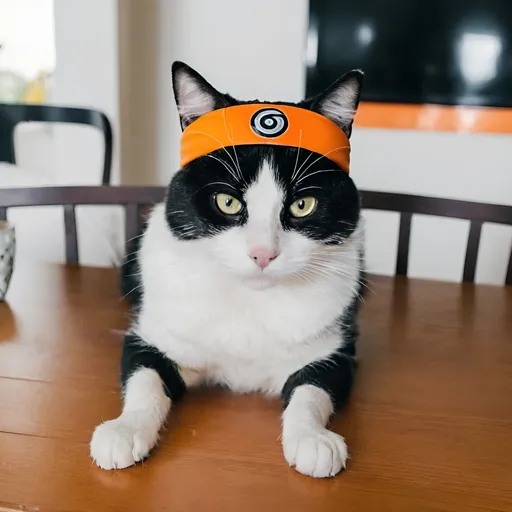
[153,0,310,184]
[52,0,120,185]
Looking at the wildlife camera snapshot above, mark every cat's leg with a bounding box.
[90,333,200,470]
[281,349,355,478]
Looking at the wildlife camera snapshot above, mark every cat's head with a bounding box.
[166,61,363,288]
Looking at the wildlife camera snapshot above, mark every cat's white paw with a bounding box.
[282,428,348,478]
[90,416,158,470]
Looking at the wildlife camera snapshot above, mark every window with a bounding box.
[0,0,55,103]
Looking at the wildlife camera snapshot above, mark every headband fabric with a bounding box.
[180,104,351,173]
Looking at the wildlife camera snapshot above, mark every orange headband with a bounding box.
[180,104,351,173]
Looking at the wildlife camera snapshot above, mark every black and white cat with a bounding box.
[90,62,365,478]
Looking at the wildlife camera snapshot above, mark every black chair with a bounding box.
[1,186,510,284]
[361,191,512,285]
[0,104,113,185]
[0,186,166,264]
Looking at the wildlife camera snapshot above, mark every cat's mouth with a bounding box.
[240,263,311,290]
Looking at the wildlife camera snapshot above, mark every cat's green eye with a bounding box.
[289,197,317,218]
[215,193,243,215]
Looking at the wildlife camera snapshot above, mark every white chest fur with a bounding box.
[135,205,362,395]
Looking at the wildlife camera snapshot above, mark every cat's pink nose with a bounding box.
[249,247,279,270]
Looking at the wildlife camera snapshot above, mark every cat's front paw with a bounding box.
[282,428,348,478]
[90,416,158,470]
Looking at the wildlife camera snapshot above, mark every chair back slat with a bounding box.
[396,212,412,276]
[462,221,483,283]
[506,255,512,286]
[125,203,141,253]
[361,190,512,285]
[63,204,78,264]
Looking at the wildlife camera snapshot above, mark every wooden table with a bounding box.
[1,264,511,512]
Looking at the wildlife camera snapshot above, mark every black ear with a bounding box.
[171,61,228,129]
[310,70,363,137]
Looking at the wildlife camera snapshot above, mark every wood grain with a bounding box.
[0,264,511,512]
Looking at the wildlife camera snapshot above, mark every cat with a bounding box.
[90,61,365,478]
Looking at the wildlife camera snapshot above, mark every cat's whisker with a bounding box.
[126,232,145,244]
[307,263,375,295]
[223,109,246,185]
[290,129,303,183]
[193,181,237,194]
[298,268,355,299]
[205,154,240,183]
[297,268,331,289]
[309,245,359,253]
[293,145,350,185]
[307,255,363,271]
[309,255,362,264]
[308,254,363,267]
[123,256,140,265]
[311,268,363,283]
[307,264,356,280]
[174,222,203,238]
[303,266,369,300]
[293,185,323,195]
[122,283,143,300]
[294,168,342,187]
[292,152,313,183]
[308,252,360,260]
[187,130,241,180]
[296,270,315,286]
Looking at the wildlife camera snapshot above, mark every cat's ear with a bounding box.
[172,61,228,129]
[310,70,363,138]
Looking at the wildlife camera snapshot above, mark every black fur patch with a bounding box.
[338,267,366,359]
[121,333,187,402]
[281,349,356,411]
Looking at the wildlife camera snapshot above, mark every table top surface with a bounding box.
[0,264,511,512]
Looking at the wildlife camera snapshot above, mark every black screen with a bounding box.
[307,0,512,108]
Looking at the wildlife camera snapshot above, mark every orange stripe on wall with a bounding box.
[355,102,512,134]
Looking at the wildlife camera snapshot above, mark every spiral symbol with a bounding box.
[250,108,289,138]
